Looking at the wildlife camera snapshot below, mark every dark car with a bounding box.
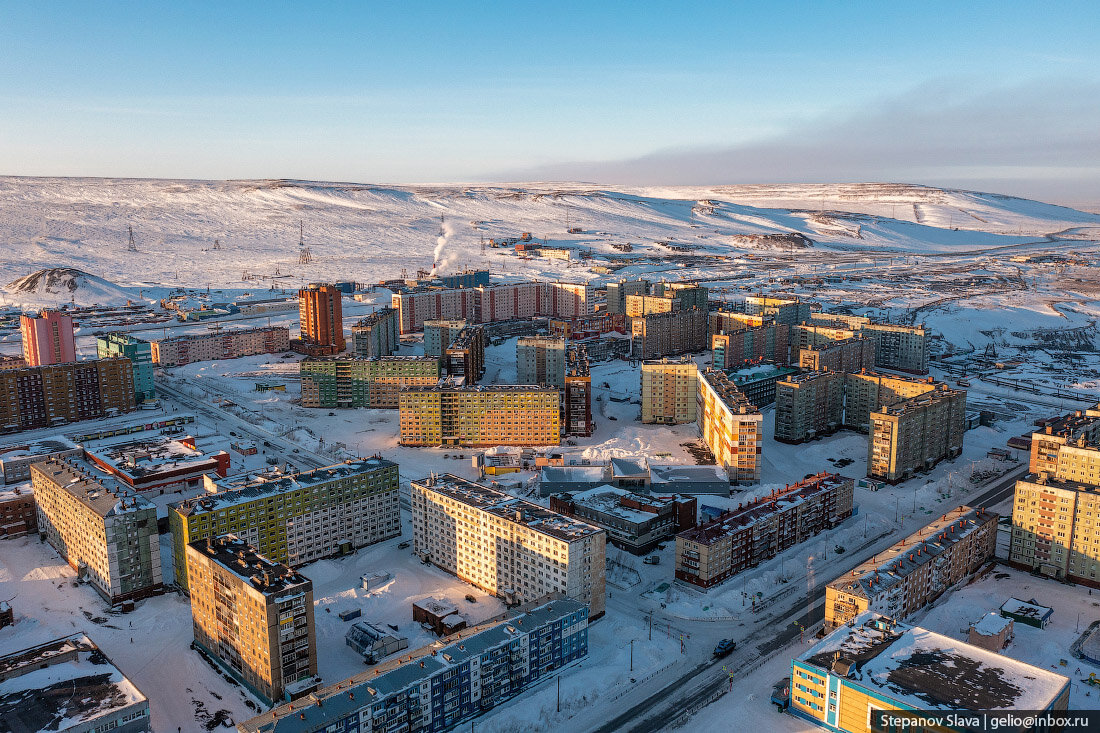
[465,594,477,603]
[397,541,411,550]
[712,639,736,658]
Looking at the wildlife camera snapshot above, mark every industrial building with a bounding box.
[399,382,561,447]
[20,309,75,366]
[169,458,400,589]
[351,307,399,358]
[790,614,1069,733]
[697,369,763,483]
[411,474,606,617]
[151,325,291,366]
[0,358,136,435]
[96,332,155,401]
[640,357,698,424]
[31,456,162,603]
[630,307,709,360]
[550,485,696,554]
[300,355,441,408]
[825,505,997,628]
[0,634,151,733]
[674,473,854,588]
[186,535,318,706]
[868,385,966,483]
[294,283,346,355]
[237,598,589,733]
[517,335,567,387]
[0,435,82,484]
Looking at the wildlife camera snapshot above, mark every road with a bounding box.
[581,463,1030,733]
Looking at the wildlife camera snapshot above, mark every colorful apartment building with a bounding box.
[411,474,606,616]
[300,355,440,408]
[399,382,561,447]
[295,284,345,355]
[31,456,162,603]
[697,368,763,483]
[1009,472,1100,587]
[674,473,854,588]
[169,458,400,589]
[392,281,593,333]
[151,325,291,366]
[20,309,76,366]
[0,358,136,435]
[350,307,399,358]
[640,357,698,424]
[186,535,318,706]
[96,332,155,401]
[825,505,997,628]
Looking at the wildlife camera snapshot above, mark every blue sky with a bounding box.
[1,2,1098,202]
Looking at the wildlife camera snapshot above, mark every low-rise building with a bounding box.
[399,382,561,447]
[790,614,1069,733]
[0,483,35,538]
[170,458,400,589]
[825,505,997,628]
[550,485,696,554]
[674,472,854,588]
[300,355,441,408]
[83,434,230,494]
[186,535,318,706]
[697,368,763,483]
[412,474,606,616]
[31,456,162,603]
[0,634,151,733]
[0,436,82,484]
[351,307,399,358]
[96,332,155,401]
[238,598,589,733]
[868,385,966,483]
[152,325,291,366]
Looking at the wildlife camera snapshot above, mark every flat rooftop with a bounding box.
[0,634,147,730]
[153,324,287,343]
[30,457,155,518]
[84,435,217,480]
[829,506,995,598]
[238,598,585,733]
[190,535,310,596]
[0,436,80,459]
[699,369,760,414]
[799,613,1069,711]
[413,474,603,543]
[566,485,674,524]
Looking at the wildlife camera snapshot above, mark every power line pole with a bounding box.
[127,225,138,252]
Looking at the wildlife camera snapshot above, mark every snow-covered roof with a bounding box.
[30,457,155,518]
[1000,597,1053,621]
[648,463,729,485]
[799,614,1069,712]
[971,612,1012,636]
[0,436,79,459]
[541,465,608,485]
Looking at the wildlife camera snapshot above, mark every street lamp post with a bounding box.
[629,639,634,671]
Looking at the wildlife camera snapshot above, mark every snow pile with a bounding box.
[4,266,138,308]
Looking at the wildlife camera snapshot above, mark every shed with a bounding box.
[968,612,1013,651]
[413,598,464,636]
[999,597,1053,629]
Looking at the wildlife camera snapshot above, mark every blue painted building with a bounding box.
[238,597,588,733]
[96,333,155,401]
[439,269,490,289]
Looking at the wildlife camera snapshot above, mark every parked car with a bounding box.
[465,594,477,603]
[397,541,411,550]
[712,639,736,658]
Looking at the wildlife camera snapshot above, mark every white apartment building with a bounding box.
[411,474,606,617]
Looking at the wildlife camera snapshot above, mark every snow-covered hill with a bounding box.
[1,177,1097,307]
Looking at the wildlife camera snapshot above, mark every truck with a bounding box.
[712,638,736,658]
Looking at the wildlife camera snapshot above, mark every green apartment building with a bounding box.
[299,355,440,408]
[96,333,155,402]
[169,457,400,590]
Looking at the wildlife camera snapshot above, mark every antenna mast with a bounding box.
[297,219,313,265]
[127,225,138,252]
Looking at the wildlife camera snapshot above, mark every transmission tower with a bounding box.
[212,238,221,250]
[297,220,313,265]
[127,225,138,252]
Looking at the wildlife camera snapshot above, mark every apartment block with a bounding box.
[169,458,400,589]
[0,436,82,484]
[412,474,606,616]
[652,282,709,309]
[351,307,399,358]
[186,535,318,706]
[30,457,162,603]
[675,473,854,588]
[300,355,441,408]
[0,355,26,370]
[798,337,874,372]
[295,284,345,355]
[710,321,790,368]
[791,323,858,350]
[842,371,942,432]
[825,505,996,628]
[630,307,708,360]
[861,322,929,373]
[151,325,291,366]
[238,598,589,733]
[1009,473,1100,587]
[790,614,1068,733]
[399,382,561,447]
[550,486,696,554]
[868,385,966,483]
[640,357,698,424]
[547,312,626,339]
[0,484,36,538]
[424,319,469,357]
[744,294,810,326]
[96,332,155,401]
[1029,407,1100,477]
[774,371,845,443]
[392,281,593,333]
[605,278,650,315]
[444,326,485,383]
[0,358,136,435]
[697,368,763,483]
[564,346,593,437]
[20,309,76,366]
[0,634,151,733]
[517,335,567,387]
[625,293,677,317]
[728,363,799,408]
